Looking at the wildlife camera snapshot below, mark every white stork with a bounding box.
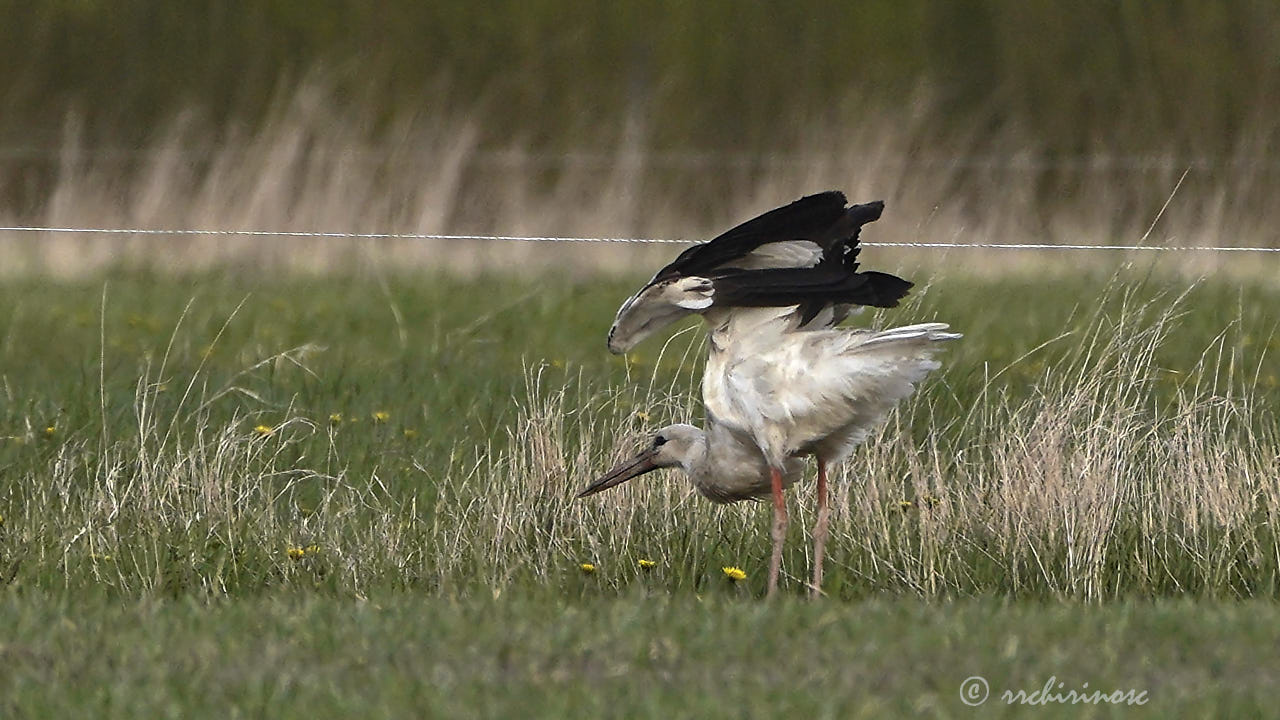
[580,192,960,598]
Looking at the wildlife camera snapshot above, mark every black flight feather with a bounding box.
[654,191,853,281]
[708,266,913,323]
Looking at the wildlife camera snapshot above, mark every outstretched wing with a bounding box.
[708,247,913,326]
[652,191,854,279]
[606,192,906,353]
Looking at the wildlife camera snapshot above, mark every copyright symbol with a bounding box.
[960,676,989,706]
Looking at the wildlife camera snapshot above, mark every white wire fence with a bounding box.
[3,225,1279,253]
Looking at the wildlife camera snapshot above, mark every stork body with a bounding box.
[581,314,960,596]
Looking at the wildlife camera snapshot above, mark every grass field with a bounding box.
[4,594,1279,718]
[1,263,1278,715]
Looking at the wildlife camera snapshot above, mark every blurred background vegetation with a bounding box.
[2,1,1278,246]
[5,1,1277,154]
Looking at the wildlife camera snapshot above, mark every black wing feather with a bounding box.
[709,266,913,319]
[654,191,853,280]
[706,203,909,318]
[608,192,905,351]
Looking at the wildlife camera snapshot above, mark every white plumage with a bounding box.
[585,314,958,502]
[703,311,960,488]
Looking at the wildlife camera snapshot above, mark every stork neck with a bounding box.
[678,431,710,478]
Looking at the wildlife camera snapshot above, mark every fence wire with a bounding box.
[2,225,1279,253]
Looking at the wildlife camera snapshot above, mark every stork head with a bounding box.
[577,424,704,497]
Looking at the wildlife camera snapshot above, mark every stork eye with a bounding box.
[653,435,667,447]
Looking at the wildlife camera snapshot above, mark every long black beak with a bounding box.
[577,449,661,498]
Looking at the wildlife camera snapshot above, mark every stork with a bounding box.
[580,192,960,597]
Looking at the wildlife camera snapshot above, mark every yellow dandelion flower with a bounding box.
[44,426,56,436]
[579,563,596,574]
[305,544,320,554]
[722,566,747,582]
[287,547,305,560]
[898,500,914,512]
[635,411,651,422]
[329,412,343,423]
[254,424,274,437]
[638,559,656,571]
[921,493,940,508]
[403,429,418,439]
[372,411,390,423]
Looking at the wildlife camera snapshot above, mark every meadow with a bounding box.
[2,69,1280,715]
[1,262,1278,716]
[6,2,1280,713]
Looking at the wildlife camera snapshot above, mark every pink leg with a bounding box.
[811,459,830,598]
[767,466,787,599]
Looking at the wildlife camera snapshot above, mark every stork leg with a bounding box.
[811,458,830,598]
[767,466,787,599]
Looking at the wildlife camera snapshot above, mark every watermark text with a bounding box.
[960,675,1149,707]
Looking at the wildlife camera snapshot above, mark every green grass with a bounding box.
[3,266,1274,488]
[3,593,1277,718]
[2,267,1279,596]
[1,267,1279,715]
[0,270,637,464]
